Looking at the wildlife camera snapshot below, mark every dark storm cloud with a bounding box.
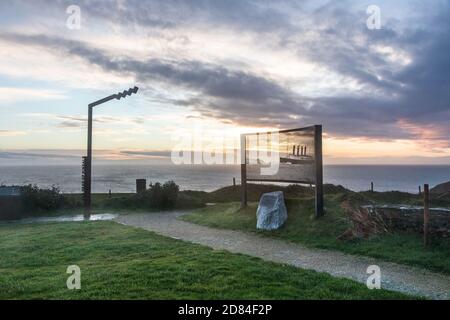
[78,0,293,32]
[9,0,293,33]
[278,1,450,140]
[120,58,311,128]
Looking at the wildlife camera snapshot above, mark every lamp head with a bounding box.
[116,86,139,100]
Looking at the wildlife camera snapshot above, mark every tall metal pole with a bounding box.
[84,106,93,217]
[83,87,139,218]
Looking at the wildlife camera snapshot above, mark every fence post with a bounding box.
[371,182,374,192]
[240,134,247,208]
[423,184,430,247]
[418,185,422,196]
[233,177,236,187]
[136,179,147,194]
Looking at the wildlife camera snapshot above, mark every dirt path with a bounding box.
[115,211,450,300]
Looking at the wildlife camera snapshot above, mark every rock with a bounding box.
[256,191,287,230]
[430,181,450,194]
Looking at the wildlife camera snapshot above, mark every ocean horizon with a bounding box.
[1,164,449,194]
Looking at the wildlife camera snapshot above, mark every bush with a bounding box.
[138,181,180,210]
[20,185,63,212]
[0,197,24,220]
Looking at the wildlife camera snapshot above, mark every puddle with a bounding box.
[2,213,118,225]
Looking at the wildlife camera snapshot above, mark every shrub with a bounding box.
[0,197,24,220]
[139,181,180,209]
[20,185,63,212]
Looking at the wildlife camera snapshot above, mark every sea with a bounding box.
[1,164,449,194]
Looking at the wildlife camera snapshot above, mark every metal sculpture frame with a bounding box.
[240,125,323,218]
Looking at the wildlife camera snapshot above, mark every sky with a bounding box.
[0,0,449,165]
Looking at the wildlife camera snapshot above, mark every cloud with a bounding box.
[0,0,449,148]
[0,87,66,103]
[0,130,27,137]
[18,0,294,33]
[119,150,171,158]
[29,114,152,129]
[0,149,172,165]
[0,150,80,160]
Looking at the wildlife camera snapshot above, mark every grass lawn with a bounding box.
[181,196,450,275]
[0,220,413,299]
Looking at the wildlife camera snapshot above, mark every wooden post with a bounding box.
[371,182,374,192]
[424,184,430,247]
[233,177,236,187]
[314,125,324,218]
[136,179,147,194]
[240,134,247,208]
[419,185,422,196]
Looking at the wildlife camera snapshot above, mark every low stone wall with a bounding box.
[364,205,450,238]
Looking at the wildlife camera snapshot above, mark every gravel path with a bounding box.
[115,211,450,300]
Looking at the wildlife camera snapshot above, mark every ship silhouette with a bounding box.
[280,145,314,164]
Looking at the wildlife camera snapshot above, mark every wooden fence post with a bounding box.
[240,134,247,208]
[371,182,374,192]
[136,179,147,194]
[423,184,430,247]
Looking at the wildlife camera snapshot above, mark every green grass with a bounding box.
[182,196,450,275]
[0,221,413,299]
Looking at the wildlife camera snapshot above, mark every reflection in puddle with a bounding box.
[4,213,118,224]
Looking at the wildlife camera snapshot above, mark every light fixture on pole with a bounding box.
[83,86,139,217]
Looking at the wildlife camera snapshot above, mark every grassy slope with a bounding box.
[0,221,412,300]
[182,196,450,275]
